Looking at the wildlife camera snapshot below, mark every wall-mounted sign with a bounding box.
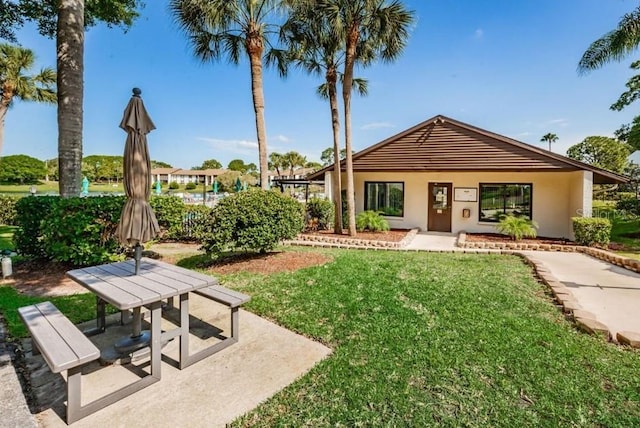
[454,187,477,202]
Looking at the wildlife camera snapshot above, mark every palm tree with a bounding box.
[540,133,558,152]
[319,0,414,236]
[170,0,287,190]
[0,43,56,157]
[57,0,84,197]
[579,5,640,72]
[269,151,285,176]
[281,3,368,233]
[282,150,306,176]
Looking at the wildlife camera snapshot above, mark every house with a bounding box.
[151,168,225,186]
[307,115,628,239]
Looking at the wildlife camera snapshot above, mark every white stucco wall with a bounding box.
[335,170,593,239]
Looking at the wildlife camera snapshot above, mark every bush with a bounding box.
[616,198,640,216]
[198,189,304,255]
[14,196,58,258]
[306,197,334,231]
[169,181,180,190]
[0,195,18,225]
[40,196,125,266]
[495,215,538,240]
[572,217,611,247]
[150,195,186,239]
[185,182,197,190]
[356,211,390,232]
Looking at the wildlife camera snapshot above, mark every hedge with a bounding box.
[572,217,611,248]
[0,195,18,225]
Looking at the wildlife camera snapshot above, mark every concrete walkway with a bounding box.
[404,232,459,251]
[523,251,640,338]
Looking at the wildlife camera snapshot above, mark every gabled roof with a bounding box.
[308,115,628,184]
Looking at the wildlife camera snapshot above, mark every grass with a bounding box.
[2,248,640,425]
[217,249,640,427]
[0,181,124,195]
[593,200,640,260]
[0,225,16,251]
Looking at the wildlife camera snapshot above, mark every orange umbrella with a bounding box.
[115,88,160,274]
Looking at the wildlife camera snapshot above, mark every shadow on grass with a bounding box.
[175,251,275,270]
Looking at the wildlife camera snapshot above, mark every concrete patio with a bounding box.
[23,294,331,427]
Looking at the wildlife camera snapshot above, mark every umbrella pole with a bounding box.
[134,243,142,275]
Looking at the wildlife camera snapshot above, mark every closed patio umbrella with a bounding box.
[115,88,160,274]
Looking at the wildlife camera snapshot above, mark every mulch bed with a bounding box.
[465,233,576,246]
[302,229,410,243]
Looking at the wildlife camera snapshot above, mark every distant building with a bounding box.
[151,168,225,186]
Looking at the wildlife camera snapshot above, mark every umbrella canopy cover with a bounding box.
[116,90,161,246]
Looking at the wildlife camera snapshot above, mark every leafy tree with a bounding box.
[0,43,56,156]
[317,0,414,235]
[0,154,45,183]
[151,160,172,169]
[171,0,288,190]
[228,158,250,173]
[82,155,123,182]
[540,133,558,152]
[614,117,640,153]
[566,136,631,173]
[197,159,222,170]
[0,1,144,197]
[304,160,322,171]
[320,147,348,166]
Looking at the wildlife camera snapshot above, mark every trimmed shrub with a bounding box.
[169,181,180,190]
[572,217,611,247]
[496,215,538,240]
[0,195,18,225]
[40,196,125,266]
[198,189,304,255]
[306,197,334,231]
[14,196,58,258]
[616,198,640,216]
[150,195,186,239]
[356,210,390,232]
[185,182,197,190]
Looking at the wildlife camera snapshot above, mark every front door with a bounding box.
[428,182,452,232]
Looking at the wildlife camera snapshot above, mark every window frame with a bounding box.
[364,181,405,217]
[478,182,533,223]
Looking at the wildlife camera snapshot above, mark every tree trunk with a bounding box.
[326,68,343,233]
[247,35,269,190]
[57,0,84,198]
[0,104,7,157]
[343,26,359,236]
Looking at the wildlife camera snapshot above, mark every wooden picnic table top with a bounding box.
[66,258,217,310]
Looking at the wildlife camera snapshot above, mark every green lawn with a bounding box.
[3,248,640,426]
[0,182,125,195]
[213,249,639,427]
[0,225,16,252]
[593,200,640,260]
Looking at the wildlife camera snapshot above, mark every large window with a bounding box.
[365,182,404,217]
[479,183,532,222]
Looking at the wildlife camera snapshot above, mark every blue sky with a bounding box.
[4,0,640,169]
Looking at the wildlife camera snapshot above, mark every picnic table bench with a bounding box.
[18,302,101,424]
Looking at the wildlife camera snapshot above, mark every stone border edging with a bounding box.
[285,228,420,250]
[457,232,640,274]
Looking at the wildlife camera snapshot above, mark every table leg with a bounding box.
[150,301,162,377]
[179,293,190,369]
[83,296,106,336]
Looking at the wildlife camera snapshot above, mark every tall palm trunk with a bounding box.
[57,0,84,197]
[0,102,9,156]
[247,33,269,190]
[342,25,359,236]
[326,67,343,233]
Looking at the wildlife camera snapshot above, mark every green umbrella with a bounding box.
[155,180,161,195]
[81,177,89,195]
[234,177,242,192]
[212,179,218,194]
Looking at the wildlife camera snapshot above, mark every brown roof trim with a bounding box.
[307,115,629,184]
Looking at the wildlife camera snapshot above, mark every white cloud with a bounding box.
[361,121,395,131]
[272,134,291,143]
[515,131,532,138]
[474,28,484,39]
[197,137,258,156]
[545,118,569,127]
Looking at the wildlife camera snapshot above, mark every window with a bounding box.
[479,183,532,222]
[365,182,404,217]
